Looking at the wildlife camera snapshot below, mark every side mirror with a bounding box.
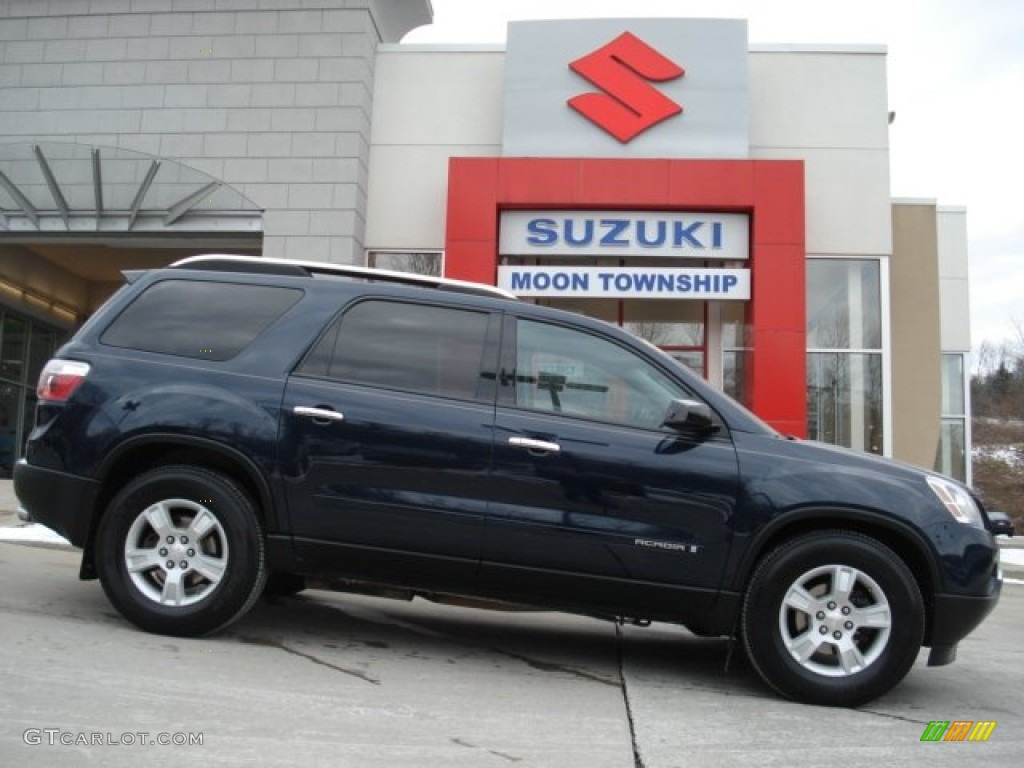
[662,398,714,433]
[987,510,1015,538]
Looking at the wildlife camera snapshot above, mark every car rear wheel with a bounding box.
[741,530,924,707]
[96,465,267,637]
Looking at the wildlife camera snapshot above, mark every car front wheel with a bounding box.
[96,465,267,637]
[741,530,924,707]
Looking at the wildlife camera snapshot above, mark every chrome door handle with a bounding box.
[293,406,344,423]
[508,436,561,454]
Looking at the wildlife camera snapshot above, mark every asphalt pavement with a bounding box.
[0,479,17,527]
[0,542,1022,767]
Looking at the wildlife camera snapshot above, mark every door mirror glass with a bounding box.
[987,510,1015,538]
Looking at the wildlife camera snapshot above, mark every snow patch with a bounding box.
[1000,547,1024,567]
[972,445,1024,467]
[0,524,72,547]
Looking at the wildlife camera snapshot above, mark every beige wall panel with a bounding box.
[890,203,942,468]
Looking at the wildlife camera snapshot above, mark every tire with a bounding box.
[741,530,924,707]
[95,465,267,637]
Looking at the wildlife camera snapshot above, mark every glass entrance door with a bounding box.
[623,300,706,379]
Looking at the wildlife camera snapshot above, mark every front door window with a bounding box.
[513,318,688,430]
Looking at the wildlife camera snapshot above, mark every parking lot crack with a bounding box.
[854,709,931,725]
[616,624,646,768]
[495,648,619,687]
[236,635,380,685]
[451,738,523,762]
[489,749,523,762]
[316,600,619,687]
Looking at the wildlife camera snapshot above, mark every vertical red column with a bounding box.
[747,162,806,437]
[444,157,806,436]
[444,158,501,284]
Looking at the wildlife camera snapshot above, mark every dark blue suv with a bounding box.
[14,255,1012,706]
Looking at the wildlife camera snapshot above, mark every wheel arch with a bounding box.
[733,507,941,645]
[80,434,278,579]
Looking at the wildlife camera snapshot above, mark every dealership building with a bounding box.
[0,0,970,482]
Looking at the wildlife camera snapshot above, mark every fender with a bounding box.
[96,433,279,531]
[727,505,941,594]
[75,433,283,582]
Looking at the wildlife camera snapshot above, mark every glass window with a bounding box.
[623,300,704,347]
[721,301,747,349]
[101,280,302,361]
[807,260,881,349]
[806,260,884,453]
[367,251,442,277]
[538,297,618,324]
[0,381,18,477]
[667,350,704,378]
[941,354,965,416]
[297,320,340,380]
[723,350,746,404]
[1,314,26,383]
[721,302,748,404]
[20,388,34,458]
[0,307,64,472]
[806,352,884,454]
[935,419,966,482]
[28,324,56,387]
[301,301,491,402]
[936,353,967,481]
[514,319,687,430]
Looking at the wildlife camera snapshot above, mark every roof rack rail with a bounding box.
[169,254,517,300]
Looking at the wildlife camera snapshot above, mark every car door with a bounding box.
[279,297,501,587]
[482,314,740,614]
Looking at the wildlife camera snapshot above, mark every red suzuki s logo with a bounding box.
[568,32,684,143]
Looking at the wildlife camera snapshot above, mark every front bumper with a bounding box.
[12,459,99,548]
[928,581,1002,650]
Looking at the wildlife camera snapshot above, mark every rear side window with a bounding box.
[101,280,302,361]
[297,300,491,402]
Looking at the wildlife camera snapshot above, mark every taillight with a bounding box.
[37,359,91,403]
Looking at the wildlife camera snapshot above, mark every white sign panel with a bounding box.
[500,210,749,259]
[498,266,750,300]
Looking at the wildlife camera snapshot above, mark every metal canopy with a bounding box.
[0,142,262,235]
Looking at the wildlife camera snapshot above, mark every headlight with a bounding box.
[926,476,984,528]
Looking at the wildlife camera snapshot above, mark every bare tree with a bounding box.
[371,252,441,276]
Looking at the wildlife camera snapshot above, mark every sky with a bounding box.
[404,0,1024,357]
